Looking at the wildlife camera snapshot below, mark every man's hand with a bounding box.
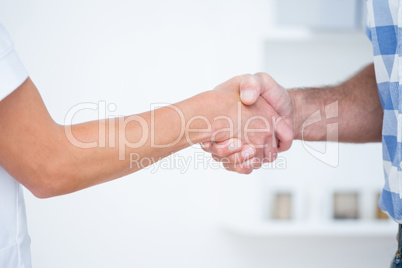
[202,73,294,174]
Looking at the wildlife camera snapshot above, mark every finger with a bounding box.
[212,154,220,162]
[223,159,255,174]
[250,147,264,169]
[263,135,278,163]
[200,141,212,153]
[222,148,262,171]
[274,117,294,153]
[251,73,294,151]
[229,158,263,170]
[241,167,254,175]
[263,146,278,163]
[201,141,212,149]
[212,155,254,175]
[206,138,242,157]
[254,72,291,117]
[211,144,256,164]
[239,74,262,105]
[250,157,263,169]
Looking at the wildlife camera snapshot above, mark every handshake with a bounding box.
[196,73,295,174]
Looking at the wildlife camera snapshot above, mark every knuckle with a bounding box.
[255,72,273,81]
[214,147,227,157]
[229,153,242,163]
[223,165,231,171]
[265,152,277,163]
[233,165,245,173]
[233,74,249,84]
[264,155,274,163]
[201,146,211,153]
[255,72,274,88]
[253,162,263,169]
[251,158,263,169]
[212,155,220,162]
[220,156,231,165]
[282,136,292,144]
[242,168,253,175]
[242,77,259,89]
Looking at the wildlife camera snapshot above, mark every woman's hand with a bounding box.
[202,73,294,174]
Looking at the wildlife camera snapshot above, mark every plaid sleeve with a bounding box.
[365,0,372,42]
[366,25,372,42]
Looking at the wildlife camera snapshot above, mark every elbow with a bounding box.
[28,161,72,199]
[31,182,59,199]
[15,124,77,199]
[30,177,63,199]
[31,188,54,199]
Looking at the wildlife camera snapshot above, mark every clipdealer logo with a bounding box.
[301,101,339,167]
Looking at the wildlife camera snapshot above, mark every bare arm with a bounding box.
[0,79,211,197]
[203,64,384,173]
[290,63,383,142]
[0,76,277,197]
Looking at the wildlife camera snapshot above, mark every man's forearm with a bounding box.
[289,64,383,143]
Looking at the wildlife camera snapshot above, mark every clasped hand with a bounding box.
[202,73,294,174]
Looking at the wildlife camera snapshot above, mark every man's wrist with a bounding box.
[288,86,341,142]
[288,89,303,140]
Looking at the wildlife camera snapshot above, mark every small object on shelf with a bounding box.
[376,193,389,220]
[333,192,359,220]
[272,193,292,220]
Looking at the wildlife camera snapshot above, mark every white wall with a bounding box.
[0,0,396,267]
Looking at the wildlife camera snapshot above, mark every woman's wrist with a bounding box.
[176,90,227,145]
[190,90,239,144]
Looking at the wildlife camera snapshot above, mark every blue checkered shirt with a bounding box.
[366,0,402,222]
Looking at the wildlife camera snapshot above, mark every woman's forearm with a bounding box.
[0,78,231,198]
[54,91,223,197]
[0,76,275,198]
[290,64,383,143]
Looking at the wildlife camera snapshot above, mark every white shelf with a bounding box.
[219,33,391,239]
[223,220,397,237]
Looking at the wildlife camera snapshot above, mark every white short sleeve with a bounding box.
[0,23,28,101]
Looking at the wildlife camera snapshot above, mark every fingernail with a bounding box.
[202,141,211,148]
[241,147,255,159]
[228,140,241,152]
[240,89,255,101]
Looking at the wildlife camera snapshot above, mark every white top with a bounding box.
[0,23,31,268]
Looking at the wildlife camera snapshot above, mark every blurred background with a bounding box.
[0,0,396,267]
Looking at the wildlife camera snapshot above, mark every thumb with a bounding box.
[239,74,261,105]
